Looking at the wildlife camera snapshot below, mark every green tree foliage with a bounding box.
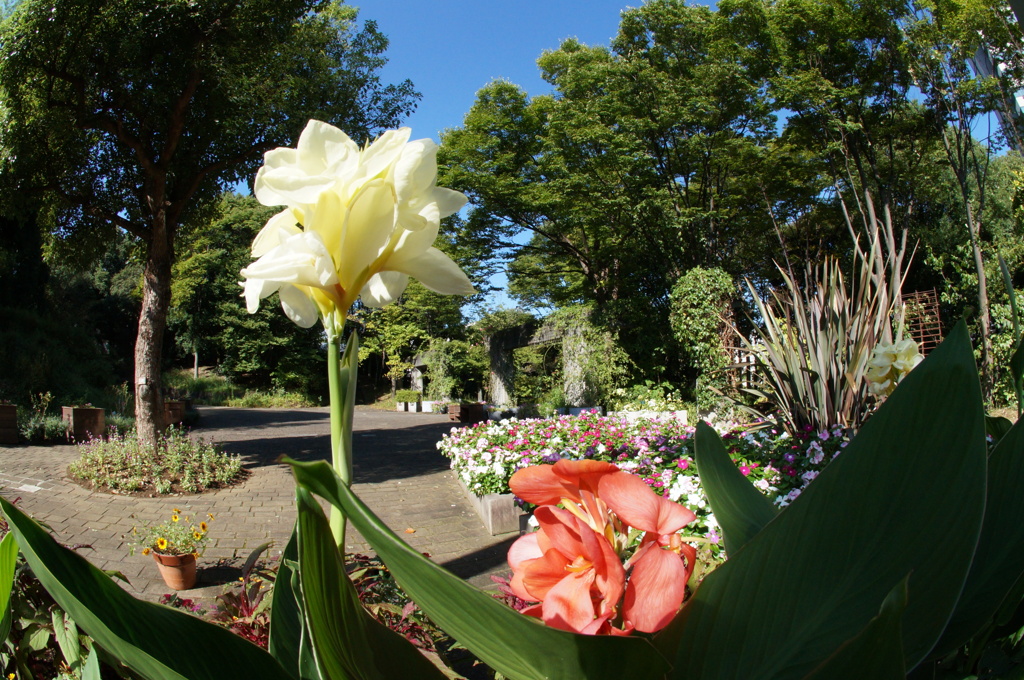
[0,0,417,442]
[169,193,327,400]
[423,337,488,402]
[357,280,469,397]
[0,226,140,406]
[440,0,780,380]
[442,0,1024,404]
[900,0,1024,397]
[669,267,735,410]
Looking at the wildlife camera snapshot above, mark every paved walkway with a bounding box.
[0,407,518,603]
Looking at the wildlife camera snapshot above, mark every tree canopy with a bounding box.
[439,0,1024,397]
[0,0,418,441]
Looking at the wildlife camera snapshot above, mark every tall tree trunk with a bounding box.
[135,218,173,447]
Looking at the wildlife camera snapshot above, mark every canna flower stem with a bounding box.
[327,336,351,548]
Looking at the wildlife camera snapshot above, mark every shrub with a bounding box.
[68,427,243,494]
[224,390,315,408]
[394,389,421,403]
[105,412,135,435]
[610,381,690,413]
[669,266,735,411]
[17,413,67,444]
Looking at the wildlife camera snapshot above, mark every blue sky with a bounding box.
[354,0,639,144]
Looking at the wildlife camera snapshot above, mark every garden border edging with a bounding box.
[455,475,525,535]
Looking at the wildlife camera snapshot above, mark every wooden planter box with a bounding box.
[62,406,105,442]
[165,400,185,427]
[448,403,487,424]
[0,404,18,445]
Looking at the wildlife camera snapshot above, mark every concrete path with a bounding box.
[0,406,518,603]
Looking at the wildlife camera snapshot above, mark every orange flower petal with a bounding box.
[518,549,575,601]
[507,532,543,571]
[551,459,620,491]
[541,568,599,633]
[622,544,690,633]
[599,471,695,533]
[532,507,586,560]
[510,465,573,505]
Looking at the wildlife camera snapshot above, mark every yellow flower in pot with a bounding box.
[127,511,212,590]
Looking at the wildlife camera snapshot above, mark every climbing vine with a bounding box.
[669,267,735,411]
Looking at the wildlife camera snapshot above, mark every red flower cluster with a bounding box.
[507,460,697,635]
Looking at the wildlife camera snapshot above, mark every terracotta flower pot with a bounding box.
[151,552,197,590]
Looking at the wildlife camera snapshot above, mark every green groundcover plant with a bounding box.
[68,427,243,494]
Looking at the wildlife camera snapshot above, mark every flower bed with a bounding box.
[438,412,849,549]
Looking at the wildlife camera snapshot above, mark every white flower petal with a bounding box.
[297,120,359,176]
[361,271,409,307]
[255,167,336,207]
[390,247,476,296]
[432,186,468,218]
[241,232,338,289]
[393,139,437,202]
[243,277,281,314]
[279,285,320,328]
[361,128,412,180]
[252,209,302,257]
[336,179,397,290]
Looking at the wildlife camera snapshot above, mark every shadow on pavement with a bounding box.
[193,407,465,483]
[439,533,518,583]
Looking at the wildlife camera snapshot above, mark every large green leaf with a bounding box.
[0,531,16,642]
[934,413,1024,653]
[288,459,671,680]
[803,577,910,680]
[293,486,449,680]
[693,421,777,554]
[1011,339,1024,416]
[671,321,987,678]
[0,496,288,680]
[267,527,310,680]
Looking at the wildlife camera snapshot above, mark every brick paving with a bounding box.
[0,406,518,604]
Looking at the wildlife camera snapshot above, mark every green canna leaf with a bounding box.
[0,531,15,642]
[933,412,1024,655]
[694,421,777,554]
[267,527,312,680]
[287,458,671,680]
[671,321,987,678]
[802,577,909,680]
[293,486,449,680]
[0,496,288,680]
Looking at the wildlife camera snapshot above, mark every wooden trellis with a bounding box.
[902,289,943,355]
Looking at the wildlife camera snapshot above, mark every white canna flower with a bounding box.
[240,120,475,336]
[865,338,923,398]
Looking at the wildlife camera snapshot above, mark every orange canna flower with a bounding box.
[511,460,626,550]
[508,506,626,634]
[599,470,697,633]
[508,460,697,635]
